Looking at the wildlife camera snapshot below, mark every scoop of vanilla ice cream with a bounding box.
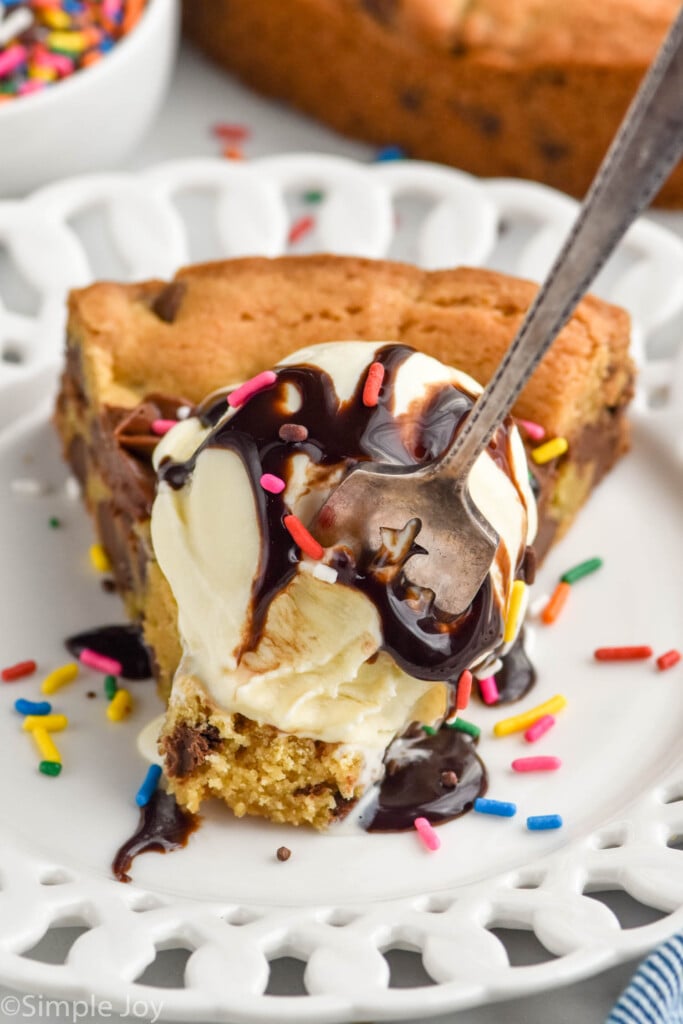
[151,341,536,751]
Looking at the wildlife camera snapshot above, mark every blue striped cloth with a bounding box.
[608,936,683,1023]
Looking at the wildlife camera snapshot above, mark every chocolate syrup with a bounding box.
[159,345,518,682]
[495,631,536,704]
[367,728,487,831]
[65,624,152,680]
[112,789,199,883]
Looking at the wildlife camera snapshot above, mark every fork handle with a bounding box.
[435,4,683,480]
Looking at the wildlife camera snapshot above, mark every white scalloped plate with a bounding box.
[0,156,682,1022]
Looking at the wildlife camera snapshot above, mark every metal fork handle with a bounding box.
[434,3,683,481]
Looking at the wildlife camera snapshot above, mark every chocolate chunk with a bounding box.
[539,140,570,163]
[162,721,222,778]
[451,101,501,137]
[522,546,537,585]
[279,422,309,442]
[151,282,187,324]
[101,577,117,593]
[86,691,97,699]
[276,846,291,862]
[360,0,396,26]
[400,88,423,113]
[441,770,458,788]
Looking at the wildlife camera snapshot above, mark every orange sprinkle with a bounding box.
[541,581,571,625]
[283,515,324,560]
[362,362,385,407]
[222,145,244,161]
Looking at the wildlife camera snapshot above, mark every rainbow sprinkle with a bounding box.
[79,647,122,676]
[414,816,441,851]
[135,764,162,807]
[493,694,567,738]
[41,662,79,695]
[531,437,569,465]
[474,797,517,818]
[0,1,149,104]
[527,814,563,831]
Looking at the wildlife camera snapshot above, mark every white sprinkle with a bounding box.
[64,476,81,501]
[313,563,338,584]
[0,7,33,47]
[529,593,550,619]
[473,657,502,680]
[176,405,192,420]
[11,477,47,496]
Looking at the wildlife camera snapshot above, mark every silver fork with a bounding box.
[315,5,683,616]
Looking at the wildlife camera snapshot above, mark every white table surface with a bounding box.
[1,38,682,1024]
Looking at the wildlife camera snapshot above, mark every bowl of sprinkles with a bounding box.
[0,0,179,194]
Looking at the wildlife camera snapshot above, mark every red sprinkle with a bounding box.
[594,646,653,662]
[151,419,177,436]
[212,122,250,142]
[362,362,385,408]
[414,817,441,852]
[657,649,681,671]
[283,515,324,560]
[288,215,315,245]
[2,660,37,682]
[456,669,473,710]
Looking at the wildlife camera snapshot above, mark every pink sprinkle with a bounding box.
[0,45,27,77]
[524,714,556,743]
[151,419,177,436]
[511,756,562,772]
[34,50,74,75]
[19,81,45,96]
[414,817,441,852]
[519,420,546,442]
[260,473,286,494]
[227,371,277,409]
[479,676,500,706]
[79,649,122,676]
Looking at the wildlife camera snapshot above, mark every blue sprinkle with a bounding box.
[99,36,115,52]
[135,764,162,808]
[527,814,563,831]
[474,797,517,818]
[375,145,406,162]
[14,698,52,716]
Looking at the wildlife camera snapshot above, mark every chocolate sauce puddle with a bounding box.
[158,345,519,682]
[112,789,199,883]
[367,727,487,831]
[65,624,152,679]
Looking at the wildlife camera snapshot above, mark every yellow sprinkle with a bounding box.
[23,714,68,733]
[504,580,526,645]
[531,437,569,465]
[29,64,58,82]
[42,9,71,29]
[31,727,61,765]
[46,30,88,51]
[107,688,133,722]
[41,663,79,695]
[89,543,111,574]
[493,694,568,737]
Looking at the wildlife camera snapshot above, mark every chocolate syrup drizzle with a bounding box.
[112,789,198,883]
[158,345,524,683]
[368,728,487,831]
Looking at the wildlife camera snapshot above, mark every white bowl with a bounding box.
[0,0,180,197]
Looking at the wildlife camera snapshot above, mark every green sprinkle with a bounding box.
[39,760,62,777]
[560,557,603,585]
[303,190,324,203]
[104,674,118,701]
[446,718,481,739]
[49,516,61,528]
[422,725,437,736]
